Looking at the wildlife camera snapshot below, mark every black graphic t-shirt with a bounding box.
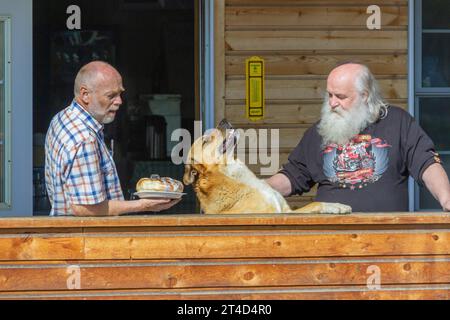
[279,106,439,212]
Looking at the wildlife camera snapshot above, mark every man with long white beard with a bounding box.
[267,62,450,212]
[45,61,180,216]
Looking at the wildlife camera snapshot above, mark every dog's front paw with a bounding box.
[321,203,352,214]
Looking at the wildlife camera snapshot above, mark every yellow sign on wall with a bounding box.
[246,56,265,121]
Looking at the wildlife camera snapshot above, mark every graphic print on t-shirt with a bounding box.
[322,135,391,190]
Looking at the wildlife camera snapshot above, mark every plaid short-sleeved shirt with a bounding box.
[45,101,124,216]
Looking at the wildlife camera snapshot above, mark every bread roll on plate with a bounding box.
[136,175,184,193]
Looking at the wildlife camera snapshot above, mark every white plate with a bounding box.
[134,191,186,199]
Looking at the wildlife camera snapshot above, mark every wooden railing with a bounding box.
[0,213,449,299]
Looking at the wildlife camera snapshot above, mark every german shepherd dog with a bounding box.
[183,120,352,214]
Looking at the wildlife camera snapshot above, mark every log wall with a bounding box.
[214,0,408,209]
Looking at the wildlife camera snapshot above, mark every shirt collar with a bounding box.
[70,100,104,134]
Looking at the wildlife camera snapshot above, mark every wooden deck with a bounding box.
[0,213,449,299]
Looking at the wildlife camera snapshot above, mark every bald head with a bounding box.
[318,62,388,145]
[326,63,376,113]
[74,61,121,97]
[328,63,366,93]
[73,61,125,124]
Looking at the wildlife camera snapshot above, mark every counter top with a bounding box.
[1,212,449,229]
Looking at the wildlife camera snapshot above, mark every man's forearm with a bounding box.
[72,199,143,217]
[422,163,450,210]
[266,173,292,197]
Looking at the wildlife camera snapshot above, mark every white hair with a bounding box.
[74,66,98,97]
[353,63,389,122]
[317,63,389,146]
[318,94,371,146]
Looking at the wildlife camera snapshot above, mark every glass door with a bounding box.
[33,0,199,215]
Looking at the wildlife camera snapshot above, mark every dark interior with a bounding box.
[33,0,198,215]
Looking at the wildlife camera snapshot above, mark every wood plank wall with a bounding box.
[0,214,449,299]
[215,0,408,209]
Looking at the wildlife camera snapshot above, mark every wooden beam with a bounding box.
[1,257,449,291]
[0,213,449,229]
[226,30,407,51]
[0,284,447,300]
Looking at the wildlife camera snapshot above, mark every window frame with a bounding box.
[414,0,450,94]
[198,0,215,131]
[0,15,12,210]
[413,0,450,210]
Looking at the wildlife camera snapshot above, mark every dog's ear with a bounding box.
[183,164,197,185]
[217,119,233,130]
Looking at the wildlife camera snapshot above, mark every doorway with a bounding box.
[33,0,199,215]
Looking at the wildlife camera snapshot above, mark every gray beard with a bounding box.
[90,99,116,124]
[317,99,372,146]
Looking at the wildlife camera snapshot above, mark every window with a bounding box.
[0,16,11,209]
[415,0,450,210]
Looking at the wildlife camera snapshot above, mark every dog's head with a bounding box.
[183,119,240,185]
